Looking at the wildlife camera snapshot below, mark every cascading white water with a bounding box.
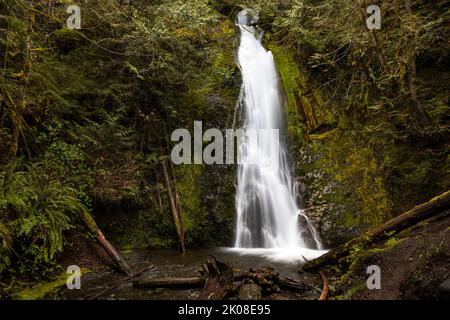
[233,11,324,259]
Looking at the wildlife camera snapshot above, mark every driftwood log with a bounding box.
[133,257,320,299]
[198,256,235,300]
[134,277,205,288]
[80,210,132,276]
[133,275,317,292]
[278,277,318,292]
[88,264,156,300]
[318,271,329,300]
[302,190,450,272]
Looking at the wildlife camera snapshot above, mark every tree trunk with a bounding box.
[302,190,450,271]
[133,277,205,288]
[403,0,431,126]
[356,0,388,73]
[198,256,235,300]
[133,275,315,292]
[405,57,430,126]
[80,210,132,276]
[170,161,184,245]
[278,278,316,292]
[89,264,156,300]
[319,271,329,300]
[162,159,185,252]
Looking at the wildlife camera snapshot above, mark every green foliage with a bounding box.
[1,0,238,269]
[269,44,306,143]
[251,0,450,245]
[332,236,403,299]
[177,165,204,245]
[43,141,93,206]
[0,164,89,276]
[0,0,446,285]
[11,269,91,300]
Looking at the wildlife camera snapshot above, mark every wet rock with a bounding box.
[238,283,262,300]
[438,277,450,299]
[297,215,317,248]
[236,9,258,26]
[265,284,280,294]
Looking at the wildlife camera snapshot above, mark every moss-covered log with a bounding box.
[302,190,450,271]
[80,210,132,276]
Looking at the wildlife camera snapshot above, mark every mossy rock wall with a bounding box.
[270,39,448,247]
[94,16,239,250]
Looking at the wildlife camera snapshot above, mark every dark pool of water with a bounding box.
[58,248,321,300]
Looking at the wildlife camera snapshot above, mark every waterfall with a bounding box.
[233,10,324,258]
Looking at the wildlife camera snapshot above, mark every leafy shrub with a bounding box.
[0,164,89,276]
[43,141,93,207]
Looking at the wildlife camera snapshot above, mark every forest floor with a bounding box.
[1,213,448,300]
[328,212,449,300]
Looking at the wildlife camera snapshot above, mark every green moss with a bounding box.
[99,205,176,250]
[269,44,306,143]
[334,283,366,300]
[177,165,204,245]
[52,28,84,53]
[305,130,393,243]
[309,129,337,141]
[430,190,450,202]
[332,236,404,299]
[12,268,90,300]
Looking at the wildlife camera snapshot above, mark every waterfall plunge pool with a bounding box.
[59,247,327,300]
[222,247,328,264]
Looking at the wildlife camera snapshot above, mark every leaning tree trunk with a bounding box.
[303,190,450,271]
[402,0,431,126]
[162,160,185,252]
[80,210,132,276]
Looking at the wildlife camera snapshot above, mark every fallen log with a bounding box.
[133,277,205,288]
[133,274,316,293]
[278,278,318,292]
[133,276,314,292]
[88,264,156,300]
[318,272,329,300]
[302,190,450,272]
[80,210,132,276]
[198,256,235,300]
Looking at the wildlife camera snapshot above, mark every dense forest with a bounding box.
[0,0,448,300]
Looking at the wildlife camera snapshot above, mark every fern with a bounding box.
[0,163,90,275]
